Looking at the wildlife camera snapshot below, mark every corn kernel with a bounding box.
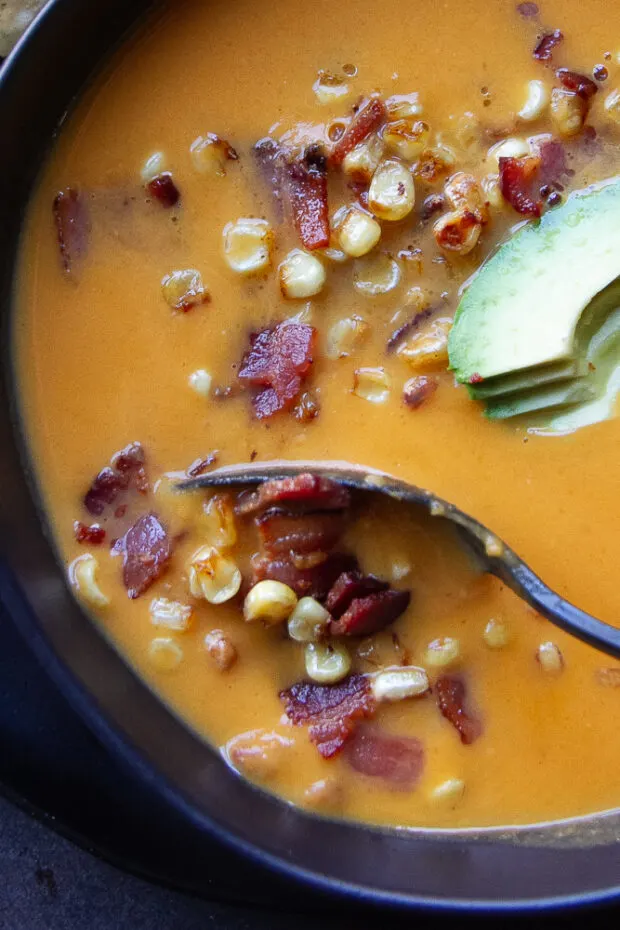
[423,636,461,668]
[326,315,370,360]
[433,209,481,255]
[518,79,550,121]
[353,254,401,296]
[605,89,620,123]
[188,546,242,604]
[223,218,273,275]
[337,208,381,257]
[204,629,238,671]
[536,641,564,675]
[161,268,209,311]
[303,777,343,808]
[243,580,298,625]
[397,318,452,369]
[202,493,237,549]
[386,93,423,119]
[444,172,488,224]
[150,597,193,632]
[483,619,511,649]
[226,728,294,778]
[313,70,350,105]
[141,151,166,183]
[382,119,429,161]
[342,133,385,182]
[550,88,587,137]
[287,596,331,642]
[430,778,466,804]
[372,665,429,702]
[69,554,109,608]
[188,369,213,397]
[319,246,348,264]
[368,159,415,221]
[481,173,503,209]
[148,636,183,671]
[414,144,456,181]
[487,137,530,165]
[353,367,392,403]
[279,249,326,299]
[305,642,351,683]
[190,133,237,176]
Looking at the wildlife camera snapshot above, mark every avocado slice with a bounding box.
[484,381,597,420]
[449,179,620,384]
[468,359,586,400]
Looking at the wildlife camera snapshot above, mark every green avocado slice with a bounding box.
[468,359,586,400]
[448,180,620,384]
[484,381,597,420]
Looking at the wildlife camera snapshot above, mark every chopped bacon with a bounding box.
[53,188,90,274]
[435,675,483,745]
[251,551,358,599]
[330,97,387,167]
[280,674,375,758]
[236,474,351,516]
[84,442,148,516]
[517,1,539,17]
[402,375,438,409]
[286,145,330,250]
[257,509,346,558]
[112,442,148,493]
[498,155,542,217]
[326,570,388,617]
[386,308,434,353]
[113,512,171,599]
[238,322,317,419]
[146,172,180,208]
[537,139,570,188]
[73,521,106,545]
[253,137,286,217]
[532,30,563,61]
[345,726,425,788]
[556,69,598,100]
[186,451,219,477]
[330,588,411,637]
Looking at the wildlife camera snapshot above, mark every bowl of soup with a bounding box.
[4,0,620,910]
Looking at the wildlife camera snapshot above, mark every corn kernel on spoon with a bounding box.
[177,460,620,659]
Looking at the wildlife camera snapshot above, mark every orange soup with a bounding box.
[13,0,620,828]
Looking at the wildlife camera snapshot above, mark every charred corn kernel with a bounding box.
[372,666,429,702]
[148,637,183,671]
[433,209,482,255]
[430,778,466,804]
[342,133,385,182]
[353,367,392,403]
[188,369,212,397]
[243,580,298,625]
[149,597,193,632]
[337,208,381,257]
[305,642,351,684]
[550,88,587,137]
[279,249,326,299]
[481,173,503,209]
[414,144,456,181]
[188,546,242,604]
[487,137,529,164]
[313,69,350,105]
[604,89,620,122]
[518,79,550,121]
[537,641,564,675]
[69,554,109,608]
[382,118,430,161]
[444,172,488,223]
[161,268,208,311]
[353,254,401,296]
[141,151,166,183]
[454,111,481,151]
[223,218,273,275]
[202,493,237,548]
[287,597,331,642]
[424,636,461,668]
[190,133,237,176]
[483,618,511,649]
[368,159,415,221]
[204,629,238,671]
[397,318,452,369]
[386,93,423,119]
[326,315,370,359]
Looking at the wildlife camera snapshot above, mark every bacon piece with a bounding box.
[537,139,570,188]
[403,375,438,409]
[330,588,411,637]
[286,145,330,250]
[532,30,563,61]
[238,322,317,419]
[498,155,542,217]
[53,188,89,274]
[236,474,351,516]
[114,512,171,599]
[345,726,424,788]
[84,442,148,516]
[252,552,358,599]
[435,675,482,745]
[73,521,106,545]
[556,69,598,100]
[146,173,180,208]
[186,451,219,477]
[253,137,286,217]
[257,509,346,558]
[330,97,387,167]
[326,571,388,618]
[112,442,148,494]
[387,308,434,353]
[280,674,375,758]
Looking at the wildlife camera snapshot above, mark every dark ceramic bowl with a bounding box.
[2,0,620,912]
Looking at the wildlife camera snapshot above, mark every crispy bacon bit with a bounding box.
[252,552,358,599]
[253,137,286,217]
[238,322,317,419]
[517,1,538,17]
[330,97,387,167]
[403,375,438,409]
[386,308,434,353]
[146,172,180,208]
[533,30,563,61]
[73,521,106,545]
[186,451,219,477]
[435,675,482,745]
[556,69,598,100]
[257,509,346,558]
[280,674,375,758]
[469,372,484,385]
[286,145,330,250]
[53,188,89,274]
[294,391,320,422]
[345,726,424,788]
[236,474,351,516]
[113,512,170,599]
[537,139,570,188]
[498,155,542,217]
[330,588,411,637]
[326,571,388,618]
[84,442,148,516]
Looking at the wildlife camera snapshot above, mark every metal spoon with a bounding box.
[177,459,620,659]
